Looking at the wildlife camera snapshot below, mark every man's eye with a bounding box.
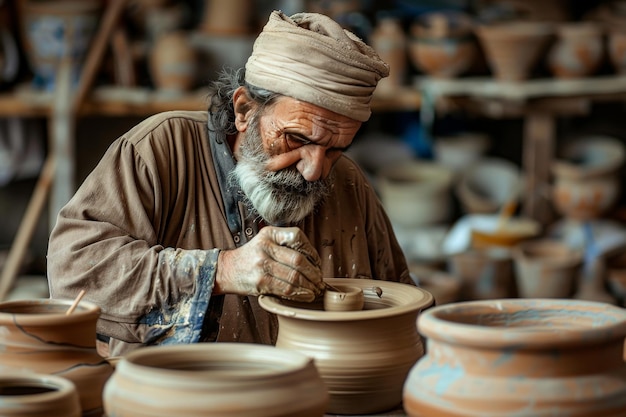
[285,135,310,150]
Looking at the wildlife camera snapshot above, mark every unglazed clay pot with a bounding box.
[323,284,364,312]
[103,343,328,417]
[0,298,113,416]
[404,298,626,416]
[0,372,81,417]
[475,21,554,81]
[259,278,434,415]
[547,22,604,78]
[513,238,583,298]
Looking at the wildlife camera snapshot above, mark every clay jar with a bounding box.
[149,31,197,95]
[323,284,364,312]
[408,11,477,79]
[0,372,81,417]
[103,343,328,417]
[474,21,554,81]
[404,298,626,416]
[259,278,434,415]
[513,238,583,298]
[548,22,604,78]
[370,15,407,92]
[551,136,625,220]
[0,298,113,416]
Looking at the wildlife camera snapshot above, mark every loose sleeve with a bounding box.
[47,132,218,347]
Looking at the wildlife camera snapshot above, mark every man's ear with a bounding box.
[233,86,256,132]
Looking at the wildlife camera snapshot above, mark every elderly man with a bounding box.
[47,11,413,356]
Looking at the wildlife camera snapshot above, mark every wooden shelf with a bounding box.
[0,84,421,119]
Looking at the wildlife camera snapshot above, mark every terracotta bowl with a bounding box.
[323,284,364,312]
[259,278,434,415]
[103,343,328,417]
[0,372,81,417]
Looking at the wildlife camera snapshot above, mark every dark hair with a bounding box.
[207,67,281,136]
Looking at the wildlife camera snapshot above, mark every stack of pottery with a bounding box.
[513,238,583,298]
[103,343,328,417]
[377,160,454,227]
[474,20,554,81]
[404,298,626,416]
[408,11,478,78]
[551,135,625,220]
[259,278,434,415]
[547,22,604,78]
[0,298,114,416]
[0,372,81,417]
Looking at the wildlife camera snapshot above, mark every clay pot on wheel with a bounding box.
[0,372,81,417]
[0,298,113,416]
[404,298,626,416]
[259,278,434,415]
[103,343,328,417]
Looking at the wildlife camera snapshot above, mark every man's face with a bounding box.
[231,96,362,225]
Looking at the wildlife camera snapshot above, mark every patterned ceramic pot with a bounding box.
[404,298,626,416]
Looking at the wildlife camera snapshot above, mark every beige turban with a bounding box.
[245,10,389,122]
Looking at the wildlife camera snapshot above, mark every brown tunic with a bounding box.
[47,110,412,355]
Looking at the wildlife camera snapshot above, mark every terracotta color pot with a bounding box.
[0,298,113,415]
[548,22,604,78]
[447,248,517,300]
[149,31,197,95]
[475,21,554,81]
[200,0,254,35]
[409,11,477,79]
[513,238,583,298]
[0,372,81,417]
[551,136,625,220]
[259,278,434,415]
[371,16,407,92]
[377,161,454,228]
[404,298,626,416]
[608,28,626,74]
[103,343,328,417]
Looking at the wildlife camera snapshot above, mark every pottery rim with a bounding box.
[0,372,81,416]
[418,298,626,349]
[323,284,365,312]
[260,278,434,320]
[0,298,101,325]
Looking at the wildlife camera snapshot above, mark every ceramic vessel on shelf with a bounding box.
[403,298,626,416]
[149,31,197,96]
[548,22,604,78]
[433,132,490,175]
[513,238,583,298]
[370,15,407,92]
[455,157,523,214]
[200,0,254,35]
[259,278,434,415]
[551,135,625,220]
[19,0,102,90]
[447,247,517,300]
[474,21,554,81]
[377,160,454,227]
[408,11,478,78]
[0,298,113,416]
[0,372,81,417]
[103,343,328,417]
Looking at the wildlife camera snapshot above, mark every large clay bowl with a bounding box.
[259,278,434,415]
[0,298,113,415]
[0,372,81,417]
[404,298,626,416]
[103,343,328,417]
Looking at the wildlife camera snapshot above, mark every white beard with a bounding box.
[229,117,333,226]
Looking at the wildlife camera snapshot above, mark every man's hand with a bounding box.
[214,226,325,302]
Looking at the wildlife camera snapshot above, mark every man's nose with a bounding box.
[296,146,329,182]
